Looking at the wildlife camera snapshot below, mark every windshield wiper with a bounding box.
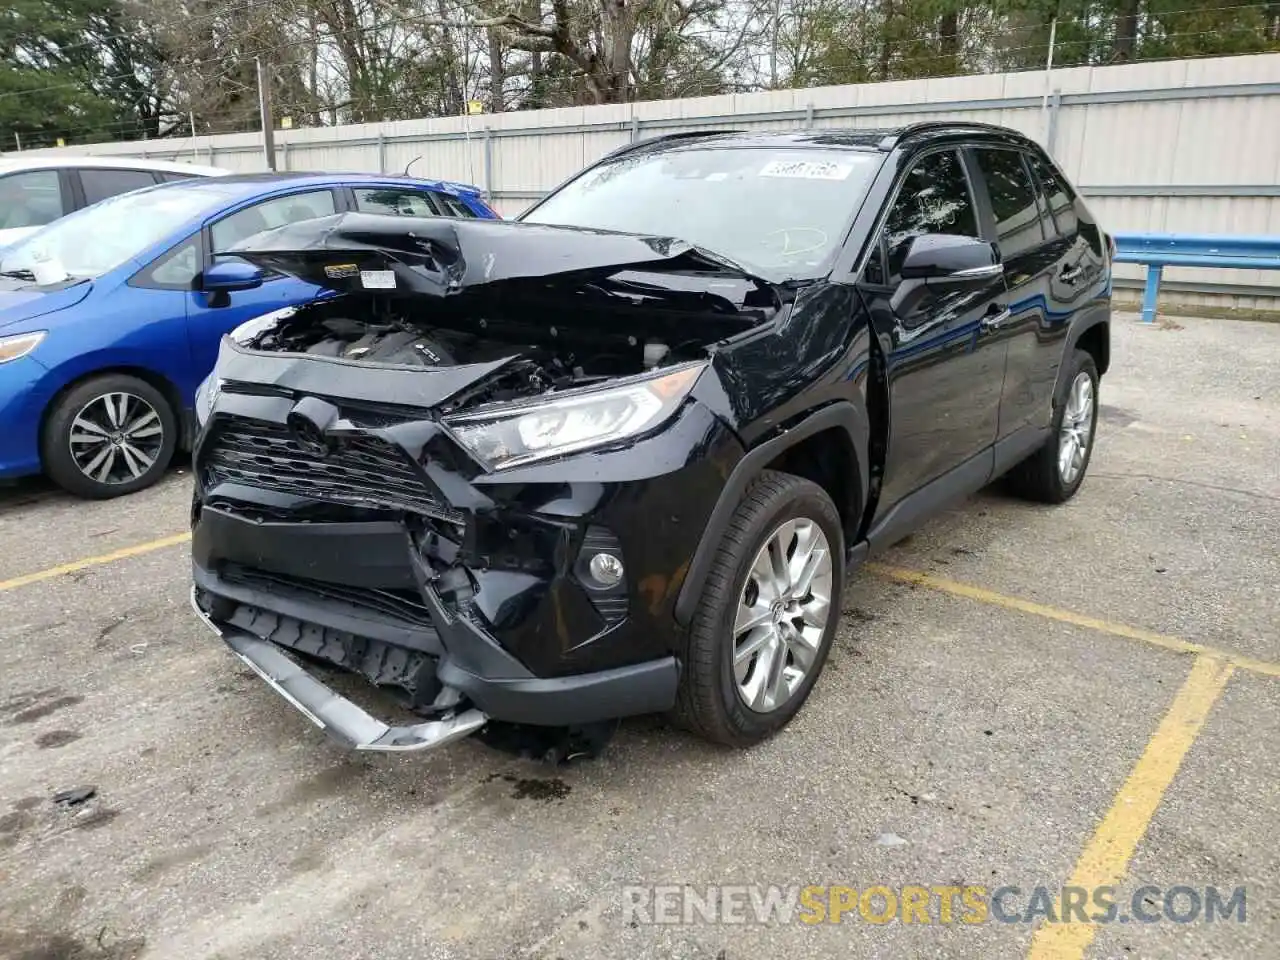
[0,268,37,281]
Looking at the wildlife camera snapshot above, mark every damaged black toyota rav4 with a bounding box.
[190,122,1111,752]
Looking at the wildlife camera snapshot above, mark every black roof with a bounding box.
[604,121,1031,161]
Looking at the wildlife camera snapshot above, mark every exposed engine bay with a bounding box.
[223,212,784,410]
[245,305,702,409]
[237,264,775,410]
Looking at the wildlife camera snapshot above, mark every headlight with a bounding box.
[229,305,298,346]
[446,362,705,470]
[194,374,223,426]
[0,331,46,364]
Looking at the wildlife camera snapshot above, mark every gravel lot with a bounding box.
[1,313,1276,960]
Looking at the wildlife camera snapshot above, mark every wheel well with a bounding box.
[762,427,862,546]
[1077,322,1110,376]
[39,367,186,456]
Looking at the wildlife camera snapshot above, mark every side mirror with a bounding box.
[900,234,1002,285]
[202,259,265,294]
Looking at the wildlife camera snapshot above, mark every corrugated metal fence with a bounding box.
[11,53,1280,312]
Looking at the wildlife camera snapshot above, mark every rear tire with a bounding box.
[1005,349,1099,504]
[672,471,844,747]
[41,374,177,499]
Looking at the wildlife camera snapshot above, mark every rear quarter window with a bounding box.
[1024,152,1078,238]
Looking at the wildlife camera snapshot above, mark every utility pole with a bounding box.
[13,132,21,151]
[1041,17,1058,145]
[256,56,276,171]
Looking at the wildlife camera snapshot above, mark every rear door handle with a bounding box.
[981,306,1011,330]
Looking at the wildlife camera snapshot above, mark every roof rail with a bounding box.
[602,129,742,161]
[876,120,1015,151]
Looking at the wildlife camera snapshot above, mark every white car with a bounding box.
[0,155,230,248]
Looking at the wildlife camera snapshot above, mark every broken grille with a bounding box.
[203,417,460,521]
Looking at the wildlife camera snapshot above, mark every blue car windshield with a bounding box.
[0,184,224,283]
[520,147,883,281]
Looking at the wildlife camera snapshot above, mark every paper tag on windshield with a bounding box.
[758,159,853,180]
[360,270,396,289]
[31,258,68,285]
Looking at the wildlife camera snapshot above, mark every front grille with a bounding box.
[203,417,460,521]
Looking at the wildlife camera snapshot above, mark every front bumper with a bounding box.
[191,371,743,744]
[0,355,52,479]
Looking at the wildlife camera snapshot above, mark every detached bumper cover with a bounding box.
[191,589,488,752]
[193,562,682,734]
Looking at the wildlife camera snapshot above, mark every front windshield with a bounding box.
[521,146,883,280]
[0,184,225,283]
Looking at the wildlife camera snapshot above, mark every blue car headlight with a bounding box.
[0,331,46,364]
[194,374,222,426]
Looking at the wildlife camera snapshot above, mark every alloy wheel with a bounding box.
[1058,371,1095,486]
[732,517,834,714]
[68,391,165,485]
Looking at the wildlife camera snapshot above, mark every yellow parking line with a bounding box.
[0,532,192,592]
[869,563,1280,680]
[1025,654,1235,960]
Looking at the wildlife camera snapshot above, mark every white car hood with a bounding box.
[0,226,39,251]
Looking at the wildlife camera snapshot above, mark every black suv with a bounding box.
[189,122,1111,752]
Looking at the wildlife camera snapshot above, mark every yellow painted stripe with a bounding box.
[869,563,1280,680]
[0,532,192,592]
[1025,655,1235,960]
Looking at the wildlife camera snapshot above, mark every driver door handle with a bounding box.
[981,305,1011,331]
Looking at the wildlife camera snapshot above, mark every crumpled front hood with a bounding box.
[0,279,92,329]
[228,213,776,300]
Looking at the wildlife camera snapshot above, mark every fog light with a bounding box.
[588,552,625,588]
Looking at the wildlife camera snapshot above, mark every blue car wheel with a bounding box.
[41,373,178,499]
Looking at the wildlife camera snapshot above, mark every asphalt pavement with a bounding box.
[0,312,1276,960]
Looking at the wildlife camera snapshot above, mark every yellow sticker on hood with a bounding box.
[324,263,359,279]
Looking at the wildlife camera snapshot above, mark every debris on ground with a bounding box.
[875,832,908,847]
[52,785,96,807]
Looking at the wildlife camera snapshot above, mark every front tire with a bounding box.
[673,471,844,747]
[1005,348,1099,504]
[41,374,177,499]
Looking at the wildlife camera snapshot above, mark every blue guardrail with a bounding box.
[1112,233,1280,323]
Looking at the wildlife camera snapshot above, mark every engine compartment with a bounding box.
[239,281,757,409]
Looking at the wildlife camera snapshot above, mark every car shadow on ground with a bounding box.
[0,453,194,511]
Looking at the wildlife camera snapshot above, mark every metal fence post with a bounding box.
[630,116,640,142]
[280,138,289,171]
[483,126,493,200]
[805,103,815,129]
[1046,90,1062,157]
[1141,265,1162,324]
[376,133,386,174]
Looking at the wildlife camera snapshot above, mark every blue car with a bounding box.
[0,172,497,498]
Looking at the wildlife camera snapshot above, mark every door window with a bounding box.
[0,170,65,229]
[435,193,478,218]
[973,149,1045,259]
[210,189,336,253]
[1024,152,1078,239]
[80,168,159,205]
[353,187,439,217]
[881,150,979,281]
